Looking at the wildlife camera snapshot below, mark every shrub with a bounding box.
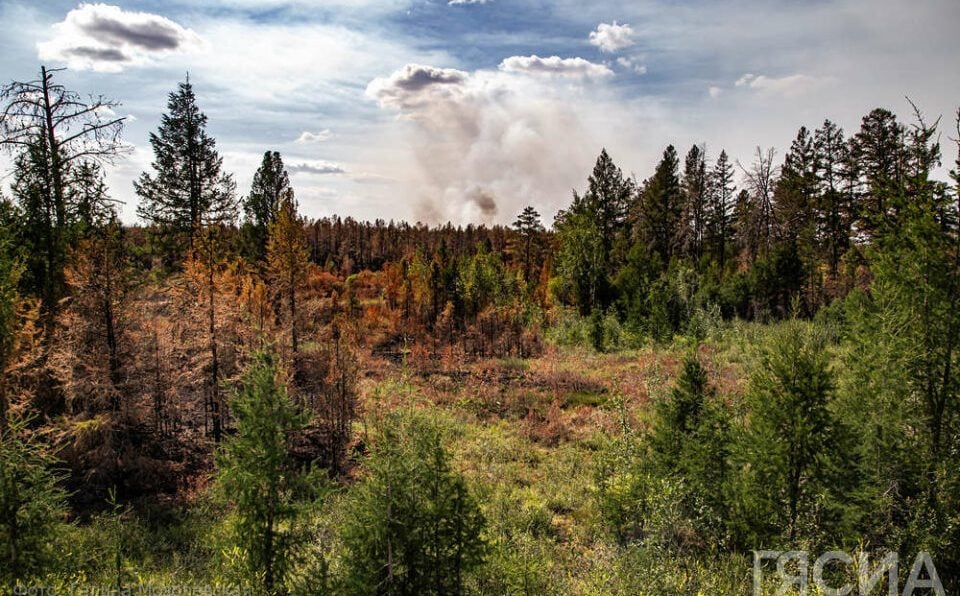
[340,411,486,595]
[728,321,858,549]
[0,415,70,588]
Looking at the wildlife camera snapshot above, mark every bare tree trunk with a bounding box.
[207,246,221,443]
[289,268,298,355]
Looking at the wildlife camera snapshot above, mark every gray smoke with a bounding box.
[367,64,600,225]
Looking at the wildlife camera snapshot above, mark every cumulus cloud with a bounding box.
[365,62,611,224]
[498,55,613,79]
[295,129,334,143]
[589,21,635,53]
[734,73,819,96]
[37,3,199,72]
[708,85,723,98]
[366,64,469,110]
[289,161,346,175]
[448,0,490,4]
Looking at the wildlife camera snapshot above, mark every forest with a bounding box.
[0,65,958,594]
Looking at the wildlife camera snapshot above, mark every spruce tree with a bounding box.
[243,151,291,262]
[776,127,817,243]
[135,77,237,257]
[849,108,906,236]
[681,144,708,267]
[640,144,683,267]
[706,150,736,269]
[813,120,850,275]
[583,148,633,258]
[554,149,633,313]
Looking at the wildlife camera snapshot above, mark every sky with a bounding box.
[0,0,958,227]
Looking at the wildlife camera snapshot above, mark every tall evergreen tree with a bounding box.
[582,148,634,258]
[706,150,736,269]
[813,120,851,274]
[511,205,545,283]
[681,144,709,267]
[243,151,290,262]
[849,108,906,236]
[554,149,633,312]
[135,77,237,256]
[776,127,817,242]
[639,144,683,266]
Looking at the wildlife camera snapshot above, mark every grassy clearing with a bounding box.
[34,322,820,593]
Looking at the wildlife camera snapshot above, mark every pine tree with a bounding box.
[849,108,906,236]
[216,351,316,594]
[511,205,544,283]
[813,120,851,275]
[706,150,736,269]
[583,148,633,258]
[243,151,290,263]
[681,144,709,267]
[640,145,683,266]
[267,190,309,357]
[135,77,237,257]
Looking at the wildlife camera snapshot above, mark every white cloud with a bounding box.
[37,3,200,72]
[366,63,470,110]
[448,0,490,4]
[589,21,635,53]
[734,73,820,96]
[498,55,613,79]
[295,129,334,143]
[708,85,723,98]
[289,161,346,175]
[616,56,647,74]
